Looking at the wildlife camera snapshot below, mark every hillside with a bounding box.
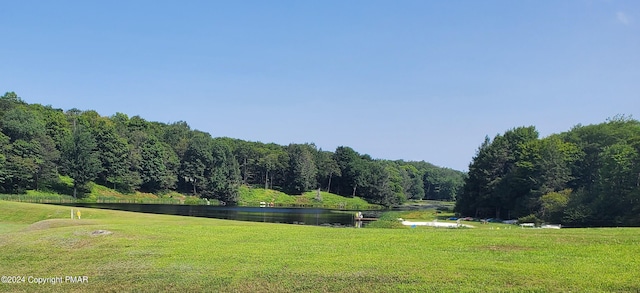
[238,186,380,209]
[3,179,380,210]
[0,92,465,207]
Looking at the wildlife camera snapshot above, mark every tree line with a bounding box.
[0,92,465,206]
[456,116,640,227]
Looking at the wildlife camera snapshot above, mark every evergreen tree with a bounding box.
[286,144,317,194]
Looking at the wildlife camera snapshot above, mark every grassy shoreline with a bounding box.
[1,200,639,292]
[1,184,382,210]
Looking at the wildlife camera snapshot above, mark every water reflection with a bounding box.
[52,203,371,227]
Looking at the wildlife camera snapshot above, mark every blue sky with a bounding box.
[2,1,639,171]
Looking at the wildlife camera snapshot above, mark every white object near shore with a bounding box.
[400,220,474,228]
[71,209,74,220]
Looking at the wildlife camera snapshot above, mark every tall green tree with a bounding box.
[162,121,191,159]
[0,92,26,116]
[2,139,41,192]
[180,131,213,195]
[333,146,368,197]
[234,141,261,185]
[205,140,241,204]
[315,150,341,193]
[457,126,539,219]
[561,116,640,226]
[61,125,101,198]
[594,142,639,225]
[286,144,317,194]
[81,114,131,191]
[0,106,59,192]
[1,107,46,142]
[401,165,425,200]
[138,137,178,192]
[258,149,284,190]
[359,161,405,206]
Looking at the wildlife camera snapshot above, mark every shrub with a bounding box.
[518,214,541,226]
[366,211,406,229]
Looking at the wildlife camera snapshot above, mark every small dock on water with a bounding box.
[353,214,377,228]
[353,212,378,227]
[353,211,378,222]
[354,218,377,221]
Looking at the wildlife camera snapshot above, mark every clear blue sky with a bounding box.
[2,1,639,171]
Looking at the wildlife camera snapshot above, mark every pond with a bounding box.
[51,203,378,227]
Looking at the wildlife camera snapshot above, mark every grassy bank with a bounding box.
[237,186,381,210]
[1,177,207,205]
[4,179,377,209]
[1,201,639,292]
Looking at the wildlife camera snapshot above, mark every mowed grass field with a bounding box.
[1,201,639,292]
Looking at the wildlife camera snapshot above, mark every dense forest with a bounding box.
[3,91,638,226]
[456,116,640,227]
[0,92,465,206]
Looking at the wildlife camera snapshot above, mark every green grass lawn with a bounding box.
[1,200,639,292]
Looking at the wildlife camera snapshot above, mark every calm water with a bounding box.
[52,203,372,227]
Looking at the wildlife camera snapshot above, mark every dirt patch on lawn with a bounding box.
[90,229,113,236]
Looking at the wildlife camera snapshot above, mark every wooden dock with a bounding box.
[354,218,377,221]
